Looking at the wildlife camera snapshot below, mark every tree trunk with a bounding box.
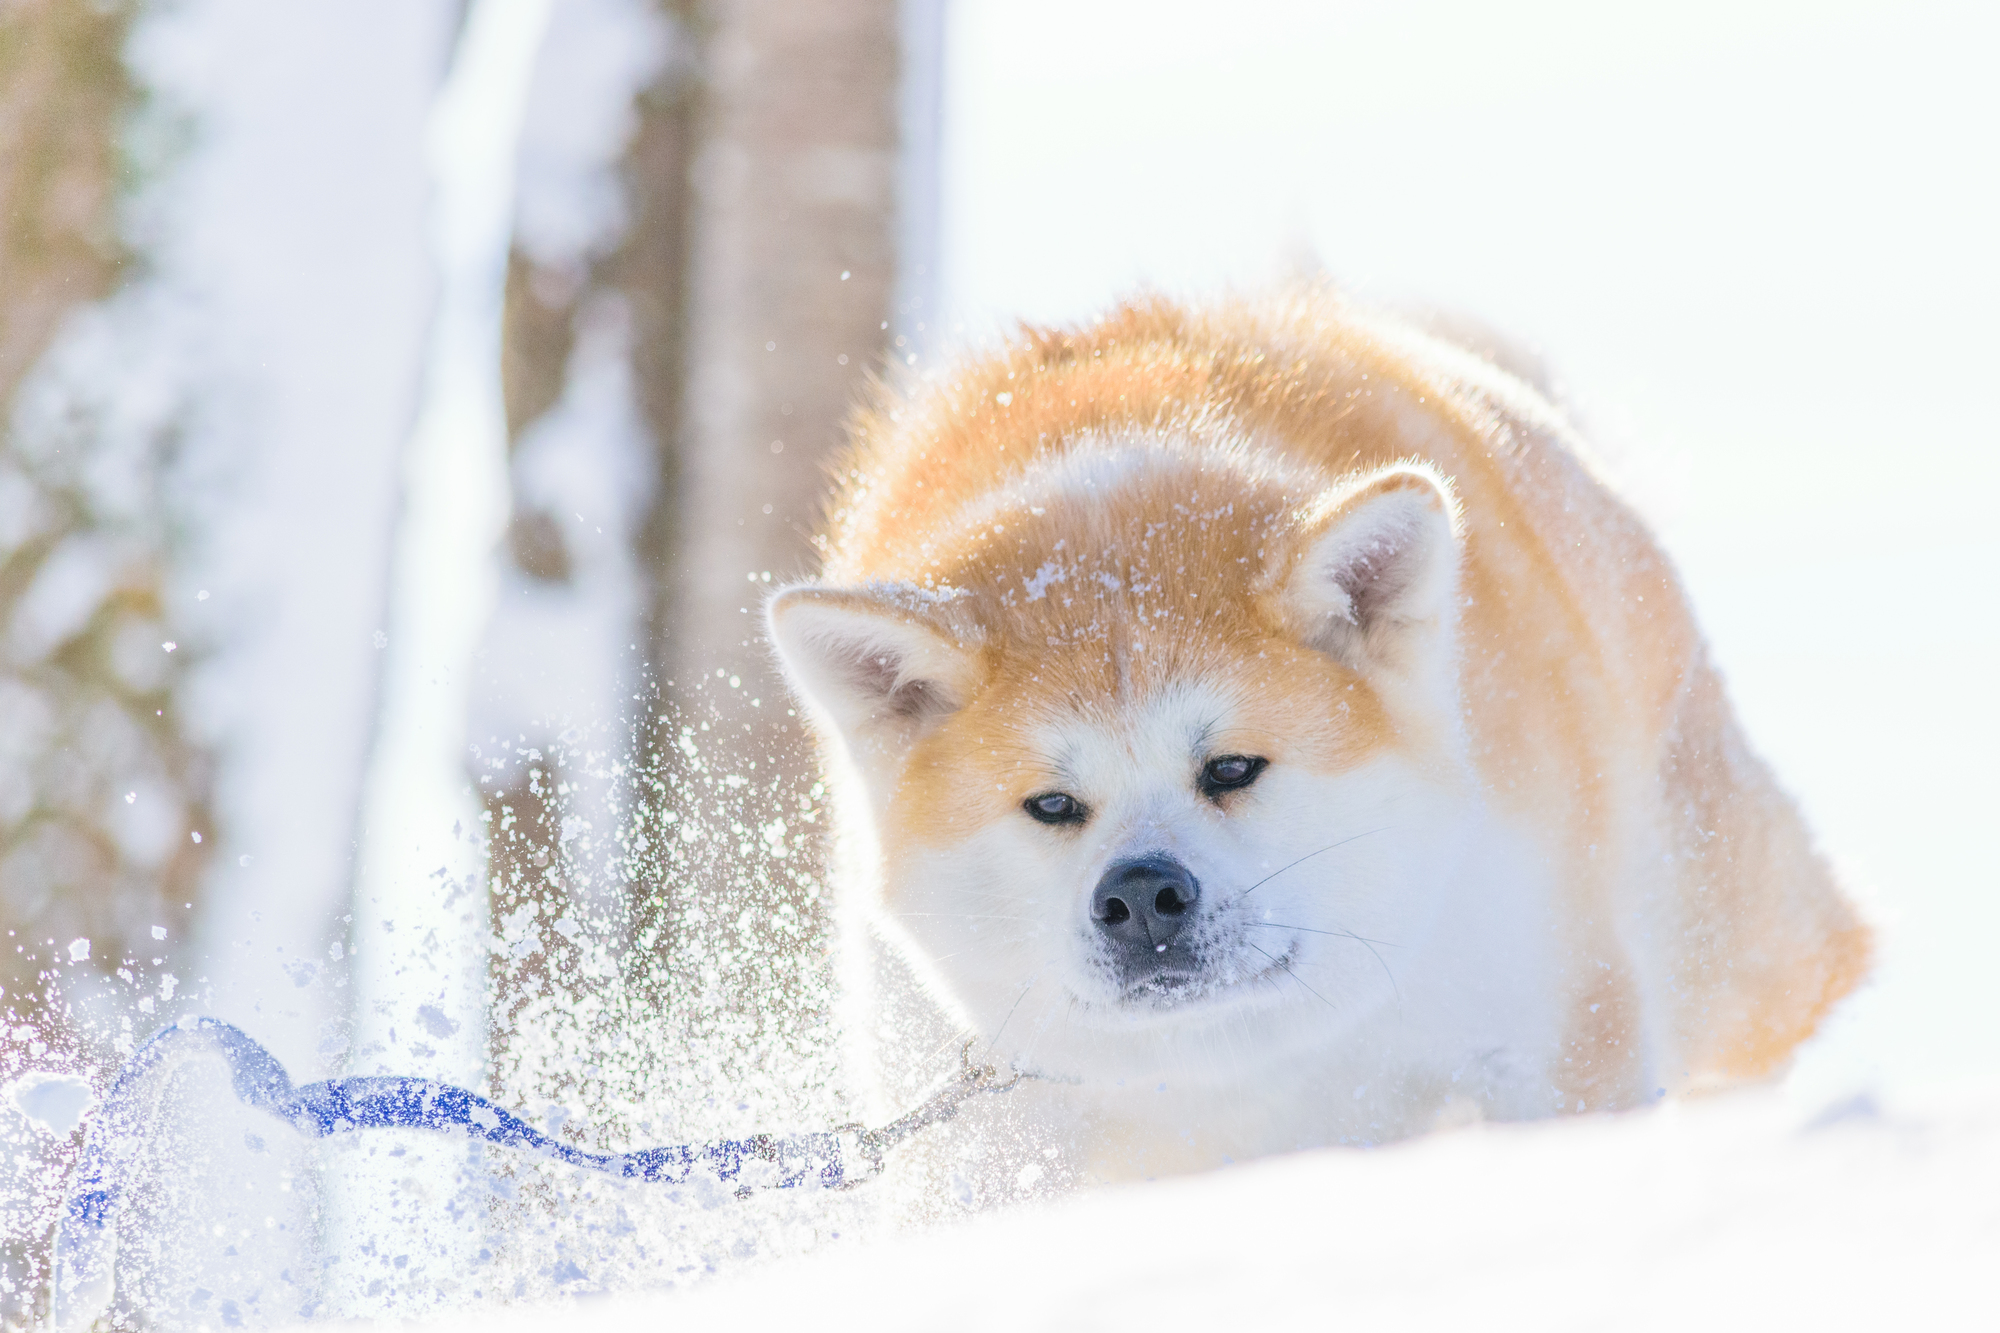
[661,0,899,702]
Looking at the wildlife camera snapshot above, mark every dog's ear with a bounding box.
[766,585,981,754]
[1266,464,1461,674]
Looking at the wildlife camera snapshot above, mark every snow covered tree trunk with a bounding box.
[4,0,464,1308]
[0,0,181,1021]
[326,0,557,1317]
[346,0,551,1091]
[0,1,199,1318]
[535,0,909,1126]
[479,0,679,1115]
[137,0,456,1085]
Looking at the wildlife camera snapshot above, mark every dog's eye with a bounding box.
[1024,791,1088,825]
[1199,754,1267,799]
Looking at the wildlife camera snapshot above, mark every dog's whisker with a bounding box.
[1247,941,1337,1013]
[1247,922,1401,948]
[1231,828,1389,903]
[987,974,1037,1055]
[1249,920,1400,1000]
[926,1027,977,1067]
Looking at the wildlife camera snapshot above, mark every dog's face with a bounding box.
[771,452,1471,1084]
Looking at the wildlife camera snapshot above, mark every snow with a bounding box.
[893,0,947,348]
[469,0,669,923]
[124,0,461,1077]
[332,3,555,1314]
[338,1085,1998,1331]
[5,533,119,662]
[58,1029,1994,1326]
[348,0,552,1092]
[511,0,671,268]
[470,296,654,925]
[6,1073,94,1138]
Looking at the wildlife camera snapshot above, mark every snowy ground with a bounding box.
[354,1083,1999,1331]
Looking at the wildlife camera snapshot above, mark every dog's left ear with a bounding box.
[766,585,981,757]
[1265,464,1462,675]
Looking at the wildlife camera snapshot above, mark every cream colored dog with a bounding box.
[767,289,1869,1196]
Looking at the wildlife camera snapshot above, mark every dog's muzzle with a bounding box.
[1090,853,1202,987]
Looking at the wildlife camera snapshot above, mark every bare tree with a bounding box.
[664,0,899,684]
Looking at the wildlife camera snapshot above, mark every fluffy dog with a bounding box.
[767,289,1870,1191]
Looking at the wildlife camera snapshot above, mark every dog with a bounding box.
[767,287,1870,1196]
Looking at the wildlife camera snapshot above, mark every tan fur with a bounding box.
[782,286,1869,1151]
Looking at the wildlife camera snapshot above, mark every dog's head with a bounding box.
[769,449,1473,1084]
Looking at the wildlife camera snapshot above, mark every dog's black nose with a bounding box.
[1091,855,1200,963]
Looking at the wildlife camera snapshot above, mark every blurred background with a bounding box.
[0,0,1994,1320]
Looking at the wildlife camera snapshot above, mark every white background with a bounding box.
[937,0,2000,1100]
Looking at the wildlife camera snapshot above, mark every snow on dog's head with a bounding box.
[769,445,1473,1085]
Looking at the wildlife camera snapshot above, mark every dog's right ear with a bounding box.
[766,585,981,753]
[1264,464,1462,678]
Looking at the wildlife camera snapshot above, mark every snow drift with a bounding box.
[345,1082,1997,1331]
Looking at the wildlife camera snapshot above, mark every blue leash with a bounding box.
[54,1016,1022,1329]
